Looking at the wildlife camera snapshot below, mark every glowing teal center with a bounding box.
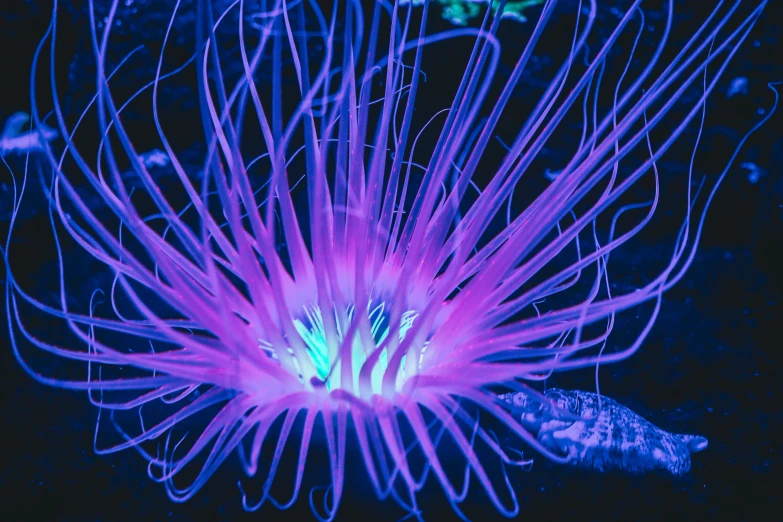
[291,302,422,393]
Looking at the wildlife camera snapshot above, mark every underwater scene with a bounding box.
[0,1,780,521]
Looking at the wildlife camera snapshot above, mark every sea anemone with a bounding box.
[3,0,773,520]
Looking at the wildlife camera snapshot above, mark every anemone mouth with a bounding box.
[257,300,428,397]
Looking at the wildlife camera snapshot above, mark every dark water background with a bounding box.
[1,1,781,521]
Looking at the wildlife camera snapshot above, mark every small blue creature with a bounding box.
[0,112,57,157]
[499,388,709,475]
